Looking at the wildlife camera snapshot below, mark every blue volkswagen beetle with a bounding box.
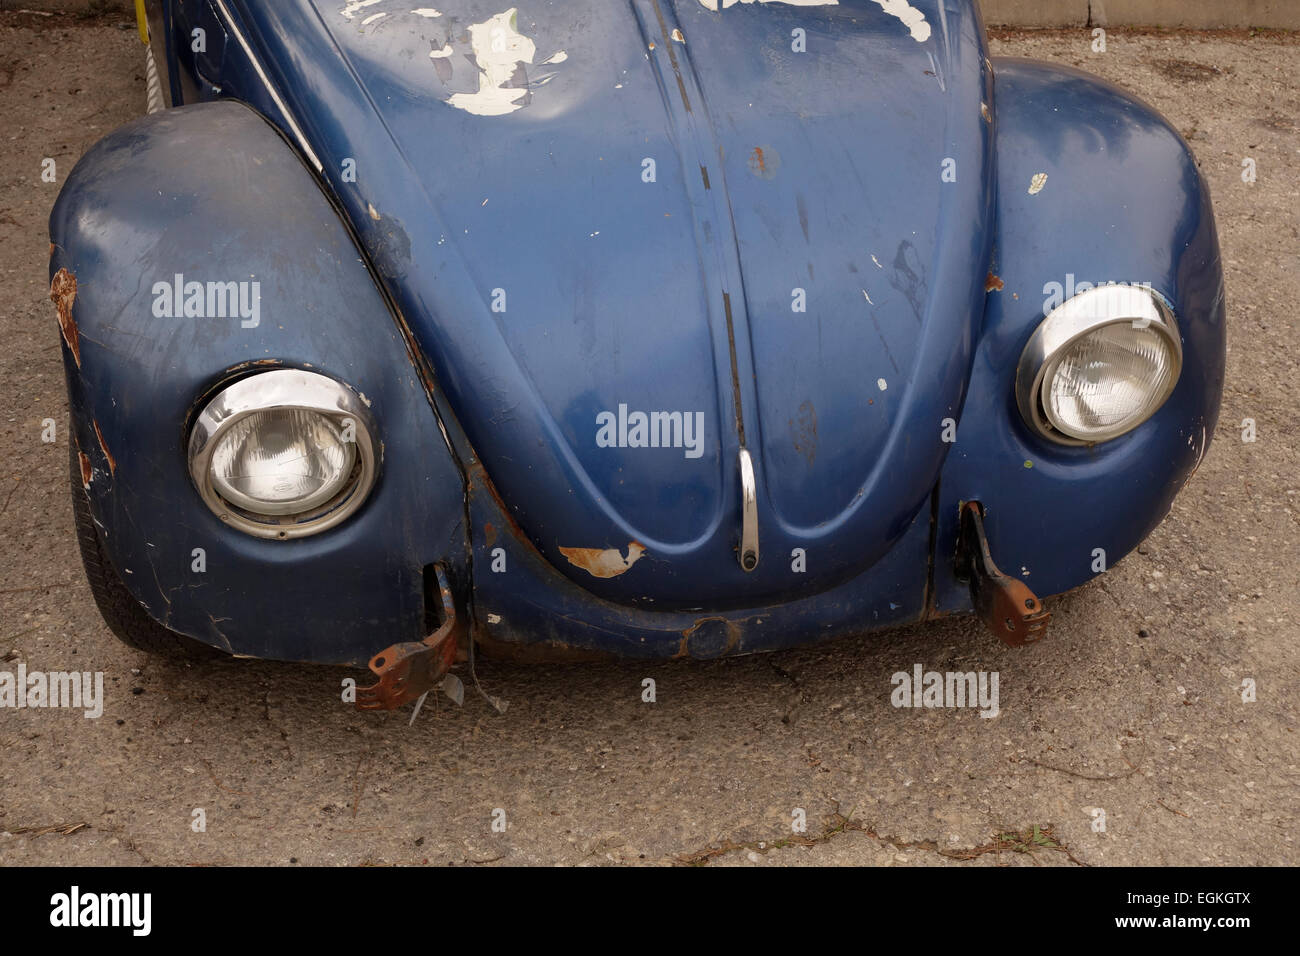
[51,0,1225,709]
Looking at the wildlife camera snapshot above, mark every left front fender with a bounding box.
[933,59,1227,612]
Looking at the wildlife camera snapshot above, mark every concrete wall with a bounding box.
[980,0,1300,29]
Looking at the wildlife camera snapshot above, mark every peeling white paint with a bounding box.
[697,0,930,43]
[541,50,567,64]
[869,0,930,42]
[699,0,839,10]
[1029,172,1048,195]
[487,613,502,624]
[429,43,453,58]
[411,7,442,16]
[444,9,561,117]
[862,289,874,305]
[671,28,685,43]
[877,378,888,391]
[871,254,883,269]
[340,0,383,20]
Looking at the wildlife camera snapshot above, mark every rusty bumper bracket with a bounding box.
[356,565,459,711]
[958,502,1050,647]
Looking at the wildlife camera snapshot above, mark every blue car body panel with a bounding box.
[49,0,1225,664]
[224,0,993,609]
[932,59,1226,611]
[51,102,467,665]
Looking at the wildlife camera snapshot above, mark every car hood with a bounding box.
[240,0,994,608]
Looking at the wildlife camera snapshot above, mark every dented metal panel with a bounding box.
[51,1,1226,669]
[49,102,467,665]
[228,0,992,612]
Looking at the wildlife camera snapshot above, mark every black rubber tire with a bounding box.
[69,438,221,661]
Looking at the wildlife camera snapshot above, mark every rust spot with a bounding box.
[747,145,780,180]
[985,273,1005,292]
[484,521,498,547]
[223,358,283,377]
[78,450,92,488]
[558,542,646,578]
[468,461,530,543]
[48,242,55,259]
[680,616,741,657]
[50,268,79,368]
[789,400,817,466]
[93,420,116,476]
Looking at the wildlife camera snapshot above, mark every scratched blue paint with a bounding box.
[48,1,1224,663]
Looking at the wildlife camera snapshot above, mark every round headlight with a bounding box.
[189,369,378,538]
[1017,286,1182,445]
[209,408,356,515]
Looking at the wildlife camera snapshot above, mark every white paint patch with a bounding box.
[541,50,568,63]
[862,289,874,305]
[411,7,442,16]
[487,613,502,624]
[869,0,930,42]
[444,8,561,117]
[697,0,930,43]
[340,0,383,20]
[1029,172,1048,195]
[871,254,883,268]
[429,43,453,58]
[699,0,839,10]
[361,12,386,25]
[877,378,888,391]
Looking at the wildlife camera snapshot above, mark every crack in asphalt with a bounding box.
[672,806,1089,867]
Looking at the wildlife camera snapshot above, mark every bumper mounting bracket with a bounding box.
[356,564,459,711]
[958,501,1051,647]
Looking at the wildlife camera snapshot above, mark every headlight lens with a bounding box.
[1044,323,1179,440]
[189,369,378,538]
[1016,286,1182,444]
[209,408,356,515]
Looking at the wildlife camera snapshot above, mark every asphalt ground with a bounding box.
[0,13,1296,866]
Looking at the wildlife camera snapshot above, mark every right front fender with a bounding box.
[50,101,467,665]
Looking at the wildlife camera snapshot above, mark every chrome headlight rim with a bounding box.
[1015,285,1183,446]
[188,368,379,540]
